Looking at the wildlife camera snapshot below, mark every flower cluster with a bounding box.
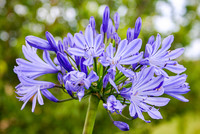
[14,6,189,131]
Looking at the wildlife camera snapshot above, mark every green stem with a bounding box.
[82,95,100,134]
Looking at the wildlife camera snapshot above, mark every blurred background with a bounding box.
[0,0,200,133]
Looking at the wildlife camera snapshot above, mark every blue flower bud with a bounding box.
[58,40,64,53]
[134,17,142,39]
[113,32,121,44]
[102,6,110,33]
[113,121,129,131]
[114,12,120,31]
[25,35,53,51]
[80,57,88,76]
[67,33,74,47]
[127,28,134,42]
[46,31,58,52]
[57,52,73,72]
[63,37,68,51]
[57,72,63,85]
[89,16,96,30]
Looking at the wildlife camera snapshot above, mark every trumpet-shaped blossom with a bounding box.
[63,70,99,101]
[103,95,126,114]
[68,24,104,66]
[14,44,59,79]
[140,34,186,76]
[163,74,190,102]
[99,39,143,77]
[121,67,170,122]
[16,76,57,112]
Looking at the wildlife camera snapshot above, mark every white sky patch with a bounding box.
[153,16,179,34]
[189,21,200,39]
[87,1,98,13]
[197,5,200,17]
[50,6,60,18]
[184,39,200,61]
[46,14,56,25]
[117,5,128,17]
[156,1,171,17]
[169,0,187,25]
[63,7,76,22]
[169,0,186,16]
[14,4,28,16]
[37,7,48,21]
[154,0,188,34]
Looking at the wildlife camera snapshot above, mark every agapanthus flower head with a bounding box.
[14,6,189,132]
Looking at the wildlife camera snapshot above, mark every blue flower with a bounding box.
[63,70,99,101]
[140,34,186,76]
[102,6,110,33]
[14,44,59,79]
[68,24,104,66]
[16,76,57,112]
[57,52,73,72]
[121,67,170,122]
[106,19,115,40]
[163,74,190,102]
[113,121,129,131]
[103,95,126,114]
[114,12,120,31]
[89,16,96,33]
[127,17,142,43]
[99,39,143,77]
[26,31,58,52]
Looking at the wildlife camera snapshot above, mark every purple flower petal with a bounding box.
[41,89,58,102]
[57,52,73,72]
[85,24,94,48]
[45,31,57,52]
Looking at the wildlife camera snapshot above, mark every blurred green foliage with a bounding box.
[0,0,200,133]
